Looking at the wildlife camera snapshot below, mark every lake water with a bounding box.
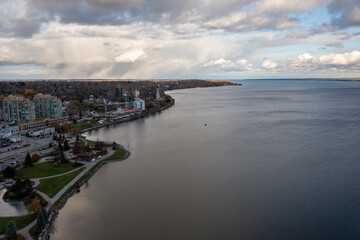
[51,80,360,240]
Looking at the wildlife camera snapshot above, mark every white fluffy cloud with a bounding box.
[292,51,360,67]
[203,58,252,71]
[261,59,278,69]
[115,49,146,63]
[0,0,360,79]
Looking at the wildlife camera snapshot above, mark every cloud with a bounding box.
[0,0,337,38]
[203,58,252,71]
[261,59,278,69]
[327,0,360,29]
[115,49,146,63]
[1,0,360,79]
[290,51,360,70]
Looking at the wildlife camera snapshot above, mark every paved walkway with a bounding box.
[0,149,116,239]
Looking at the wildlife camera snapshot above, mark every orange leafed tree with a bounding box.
[24,89,37,98]
[32,154,40,163]
[27,197,41,214]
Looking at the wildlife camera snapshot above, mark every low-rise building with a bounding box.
[19,116,68,131]
[133,98,145,111]
[0,124,19,138]
[77,152,95,161]
[28,127,55,137]
[10,137,21,143]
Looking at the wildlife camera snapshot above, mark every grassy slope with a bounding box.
[53,148,127,207]
[23,162,82,179]
[0,215,36,235]
[104,149,126,161]
[36,168,84,198]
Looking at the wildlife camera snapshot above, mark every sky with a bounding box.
[0,0,359,79]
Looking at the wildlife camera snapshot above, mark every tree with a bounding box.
[54,123,61,133]
[94,141,104,151]
[55,142,68,164]
[24,153,33,167]
[82,144,91,152]
[15,168,25,178]
[63,140,70,151]
[63,124,71,133]
[24,89,37,98]
[72,142,82,155]
[32,154,40,163]
[36,207,48,233]
[6,221,17,240]
[27,196,41,214]
[3,166,15,179]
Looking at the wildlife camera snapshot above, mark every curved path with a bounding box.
[0,149,115,239]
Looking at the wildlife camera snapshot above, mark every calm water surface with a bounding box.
[51,80,360,240]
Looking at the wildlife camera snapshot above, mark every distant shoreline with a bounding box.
[0,78,359,82]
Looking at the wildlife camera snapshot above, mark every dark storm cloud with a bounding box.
[0,18,42,38]
[0,0,306,38]
[327,0,360,28]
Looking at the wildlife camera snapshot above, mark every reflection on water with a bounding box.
[51,80,360,240]
[0,189,28,217]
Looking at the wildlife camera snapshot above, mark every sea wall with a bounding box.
[38,150,130,240]
[38,95,174,240]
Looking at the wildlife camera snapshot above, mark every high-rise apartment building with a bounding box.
[2,94,62,124]
[2,95,35,123]
[33,94,62,119]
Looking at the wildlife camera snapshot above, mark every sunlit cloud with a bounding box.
[0,0,359,79]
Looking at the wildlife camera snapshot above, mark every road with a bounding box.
[0,135,78,170]
[0,147,116,239]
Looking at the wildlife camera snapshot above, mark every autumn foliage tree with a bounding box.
[32,154,40,163]
[27,196,41,214]
[24,89,37,98]
[72,142,82,155]
[94,141,105,151]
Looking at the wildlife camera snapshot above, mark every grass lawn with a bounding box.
[29,225,38,240]
[53,147,127,207]
[86,139,95,145]
[78,138,86,145]
[0,214,36,235]
[95,151,107,158]
[104,148,126,161]
[23,162,82,179]
[36,168,84,198]
[71,122,93,129]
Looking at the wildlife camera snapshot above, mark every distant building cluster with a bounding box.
[2,94,62,124]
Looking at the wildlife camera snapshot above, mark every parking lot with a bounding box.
[0,135,55,170]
